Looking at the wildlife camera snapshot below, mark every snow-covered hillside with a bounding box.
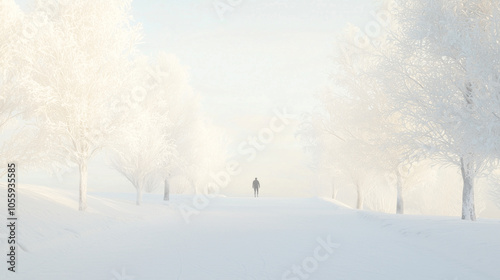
[1,184,499,280]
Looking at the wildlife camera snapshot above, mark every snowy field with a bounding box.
[1,184,500,280]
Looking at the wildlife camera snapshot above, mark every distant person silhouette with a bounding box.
[252,178,260,197]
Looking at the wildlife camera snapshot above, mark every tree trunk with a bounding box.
[164,178,170,201]
[356,184,363,209]
[78,160,88,211]
[396,168,404,214]
[460,157,476,221]
[136,185,143,206]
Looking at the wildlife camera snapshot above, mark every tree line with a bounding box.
[300,0,500,221]
[0,0,226,210]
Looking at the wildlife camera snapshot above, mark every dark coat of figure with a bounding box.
[252,178,260,197]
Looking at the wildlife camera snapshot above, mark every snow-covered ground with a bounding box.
[1,184,499,280]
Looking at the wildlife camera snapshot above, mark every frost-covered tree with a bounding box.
[378,0,500,220]
[301,21,415,212]
[163,101,203,198]
[111,105,176,205]
[298,93,383,210]
[150,55,228,199]
[0,0,21,72]
[185,120,228,195]
[111,53,226,203]
[0,1,23,172]
[0,1,23,132]
[297,112,339,199]
[109,54,178,204]
[323,0,500,219]
[15,0,141,210]
[1,2,72,173]
[142,53,199,201]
